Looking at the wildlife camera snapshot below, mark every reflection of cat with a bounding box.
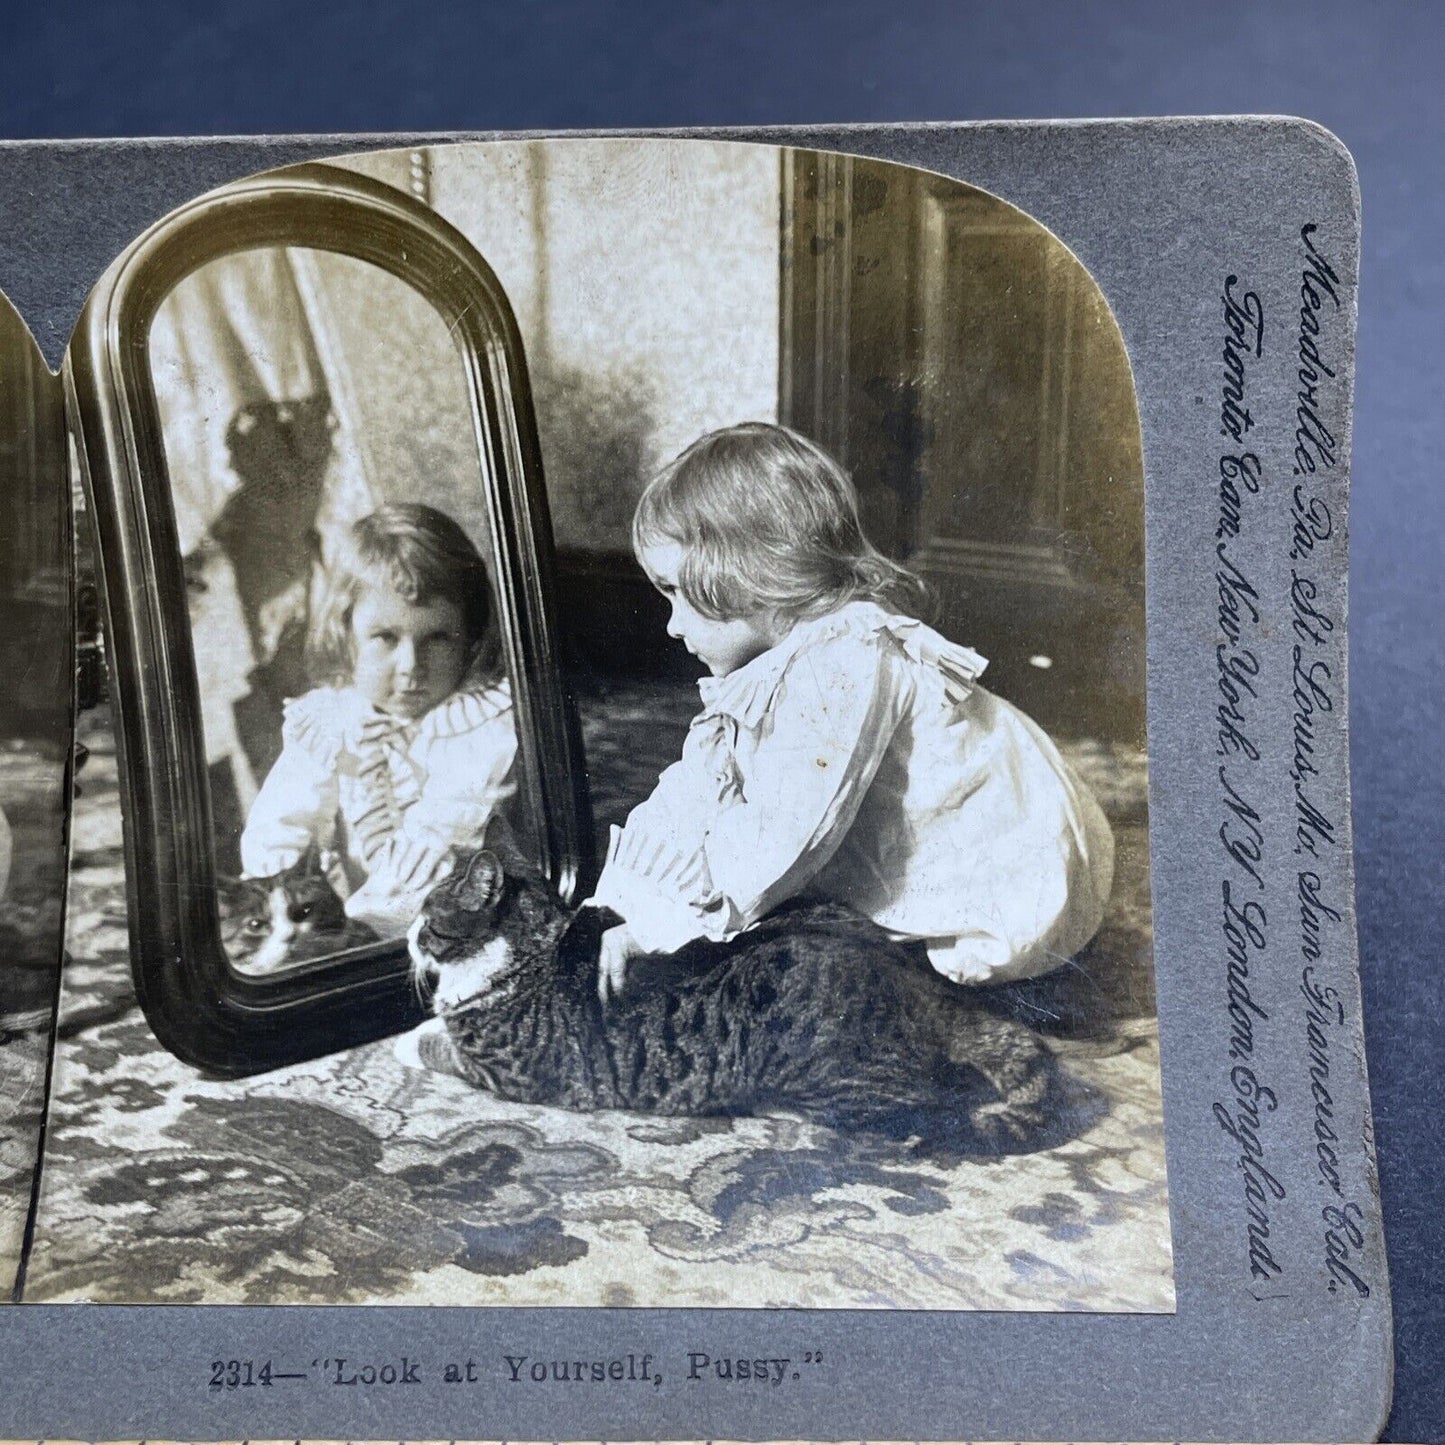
[407,849,1058,1149]
[218,846,378,975]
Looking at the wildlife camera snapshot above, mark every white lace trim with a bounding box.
[695,601,987,727]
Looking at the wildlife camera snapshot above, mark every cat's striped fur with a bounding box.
[408,849,1057,1148]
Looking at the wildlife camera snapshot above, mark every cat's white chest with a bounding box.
[411,925,513,1014]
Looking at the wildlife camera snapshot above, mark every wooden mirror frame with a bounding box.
[66,161,593,1076]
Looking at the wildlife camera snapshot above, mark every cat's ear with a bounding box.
[477,815,531,871]
[453,848,504,912]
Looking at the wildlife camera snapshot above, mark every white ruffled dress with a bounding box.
[592,601,1115,985]
[239,680,517,935]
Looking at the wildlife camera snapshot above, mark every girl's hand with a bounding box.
[597,923,641,1005]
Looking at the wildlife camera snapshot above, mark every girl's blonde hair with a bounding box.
[307,503,496,685]
[633,422,925,622]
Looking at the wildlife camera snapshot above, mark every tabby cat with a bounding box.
[406,849,1059,1149]
[218,845,379,974]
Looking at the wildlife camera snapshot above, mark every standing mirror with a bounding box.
[66,162,591,1075]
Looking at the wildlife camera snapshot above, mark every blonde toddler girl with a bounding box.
[592,423,1114,999]
[240,503,516,936]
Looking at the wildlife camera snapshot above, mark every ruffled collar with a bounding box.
[696,601,988,727]
[317,679,512,744]
[414,678,513,741]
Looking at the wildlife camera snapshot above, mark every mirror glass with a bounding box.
[148,246,521,976]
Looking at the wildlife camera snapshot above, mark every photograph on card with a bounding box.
[20,137,1172,1311]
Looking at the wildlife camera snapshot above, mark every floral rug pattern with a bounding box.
[13,689,1174,1310]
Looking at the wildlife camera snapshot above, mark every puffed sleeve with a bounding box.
[702,632,904,934]
[404,712,518,855]
[593,630,905,952]
[344,689,519,932]
[239,692,342,877]
[590,755,724,953]
[923,699,1115,985]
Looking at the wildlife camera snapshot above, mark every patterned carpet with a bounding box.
[9,683,1174,1310]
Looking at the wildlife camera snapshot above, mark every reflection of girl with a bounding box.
[240,504,516,935]
[593,423,1115,999]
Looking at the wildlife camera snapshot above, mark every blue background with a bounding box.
[1,2,1439,1438]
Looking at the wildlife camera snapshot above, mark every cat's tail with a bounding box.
[1040,1014,1157,1061]
[943,1011,1056,1147]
